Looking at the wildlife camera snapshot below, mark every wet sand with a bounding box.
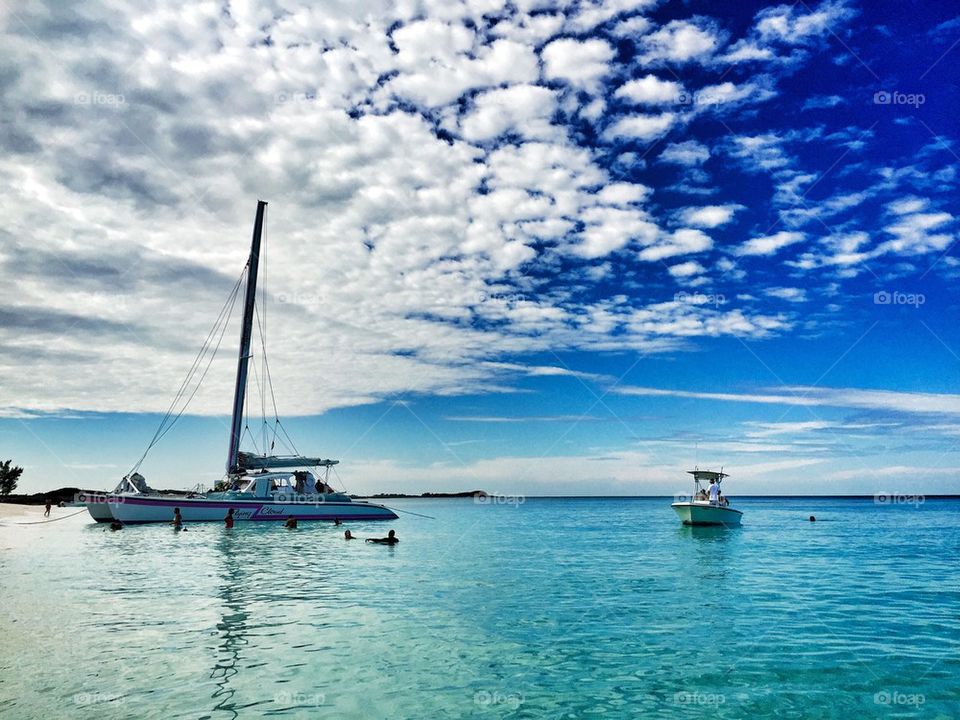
[0,502,48,519]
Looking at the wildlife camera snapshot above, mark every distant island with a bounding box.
[4,488,958,506]
[1,486,210,506]
[0,486,491,505]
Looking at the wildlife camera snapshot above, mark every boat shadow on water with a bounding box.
[677,524,739,542]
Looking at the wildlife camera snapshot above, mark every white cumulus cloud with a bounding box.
[679,204,743,228]
[542,37,615,90]
[460,84,559,142]
[640,18,723,63]
[603,113,676,141]
[735,230,805,256]
[638,228,712,261]
[614,74,685,104]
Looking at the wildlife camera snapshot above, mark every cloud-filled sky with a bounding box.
[1,0,958,495]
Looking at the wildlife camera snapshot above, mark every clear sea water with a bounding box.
[0,497,957,719]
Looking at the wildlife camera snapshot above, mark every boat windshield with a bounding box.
[236,471,319,494]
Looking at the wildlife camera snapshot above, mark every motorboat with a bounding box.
[671,469,743,526]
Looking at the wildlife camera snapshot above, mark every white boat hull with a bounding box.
[107,493,398,524]
[672,501,743,526]
[86,501,115,523]
[63,494,116,522]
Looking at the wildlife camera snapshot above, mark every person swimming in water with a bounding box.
[284,515,298,529]
[172,508,183,530]
[366,529,398,545]
[224,508,235,529]
[344,530,355,540]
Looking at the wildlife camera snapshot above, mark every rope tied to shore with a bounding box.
[381,505,436,520]
[5,509,89,526]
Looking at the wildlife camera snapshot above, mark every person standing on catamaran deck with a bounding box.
[708,478,720,505]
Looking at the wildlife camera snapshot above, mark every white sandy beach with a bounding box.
[0,503,45,519]
[0,503,89,552]
[0,502,80,521]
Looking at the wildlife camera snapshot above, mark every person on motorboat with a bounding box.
[708,479,720,505]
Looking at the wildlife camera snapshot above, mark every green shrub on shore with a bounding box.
[0,460,23,496]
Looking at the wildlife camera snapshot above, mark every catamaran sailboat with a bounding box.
[85,201,397,524]
[671,469,743,526]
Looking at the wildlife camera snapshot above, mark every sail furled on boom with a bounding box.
[237,452,338,470]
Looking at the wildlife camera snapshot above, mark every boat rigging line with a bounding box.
[126,265,247,477]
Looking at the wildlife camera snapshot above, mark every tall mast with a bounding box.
[226,200,267,474]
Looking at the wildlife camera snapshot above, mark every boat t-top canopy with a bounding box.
[687,470,728,481]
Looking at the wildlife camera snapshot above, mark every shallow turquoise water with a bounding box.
[0,498,957,719]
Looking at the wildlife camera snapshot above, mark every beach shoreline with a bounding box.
[0,502,77,521]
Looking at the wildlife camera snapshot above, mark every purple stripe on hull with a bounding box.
[107,495,398,523]
[115,497,365,509]
[119,514,393,524]
[111,497,388,510]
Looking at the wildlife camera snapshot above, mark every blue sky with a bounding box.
[1,0,958,495]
